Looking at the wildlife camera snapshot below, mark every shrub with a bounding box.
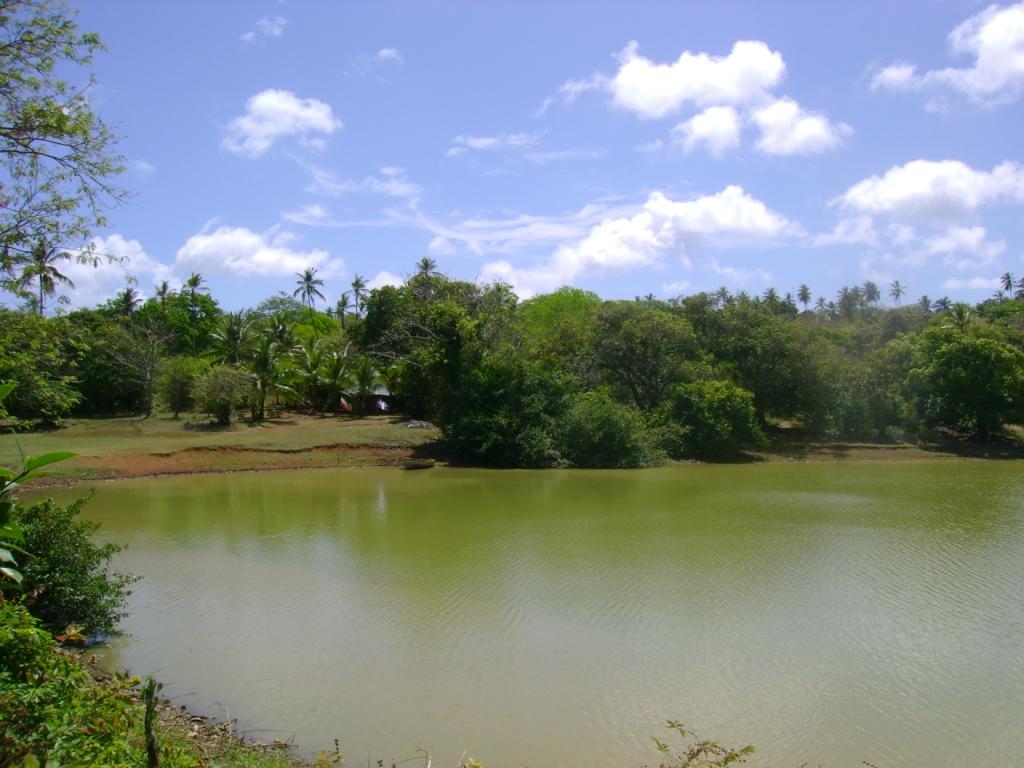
[16,495,137,634]
[194,365,252,425]
[661,380,763,460]
[156,356,209,418]
[560,389,661,468]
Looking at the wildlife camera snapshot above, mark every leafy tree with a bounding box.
[16,496,137,633]
[660,379,763,459]
[0,0,125,291]
[63,308,145,415]
[107,318,174,417]
[559,388,659,468]
[193,365,251,425]
[155,356,208,418]
[0,310,80,425]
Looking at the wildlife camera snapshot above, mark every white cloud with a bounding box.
[174,223,343,278]
[708,258,772,286]
[609,40,785,119]
[942,276,1001,290]
[375,48,403,63]
[672,105,741,156]
[133,159,156,176]
[306,165,421,200]
[813,216,878,247]
[840,159,1024,220]
[62,235,171,309]
[241,15,286,43]
[428,236,456,255]
[523,147,605,165]
[923,225,1006,271]
[751,98,851,155]
[661,280,691,295]
[480,186,795,297]
[367,271,403,289]
[871,3,1024,105]
[222,89,341,158]
[446,132,540,157]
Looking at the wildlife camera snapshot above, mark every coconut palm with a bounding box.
[918,295,932,312]
[293,337,328,411]
[889,280,905,307]
[320,342,353,412]
[244,333,290,421]
[212,311,252,365]
[1000,272,1016,293]
[1016,277,1024,301]
[948,303,972,332]
[293,267,326,310]
[21,240,73,316]
[797,284,811,310]
[349,355,381,415]
[184,272,206,299]
[154,280,173,309]
[113,285,141,318]
[350,274,367,316]
[334,292,352,329]
[416,256,437,278]
[862,281,880,305]
[932,296,952,313]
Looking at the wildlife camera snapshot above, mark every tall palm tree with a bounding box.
[1016,277,1024,301]
[321,342,353,413]
[350,274,367,317]
[416,257,437,278]
[1000,272,1016,293]
[862,281,880,305]
[154,280,173,310]
[245,333,290,421]
[22,240,73,316]
[185,272,206,299]
[293,267,326,310]
[212,311,251,365]
[797,284,811,310]
[293,337,328,411]
[113,286,141,318]
[918,295,932,312]
[334,292,352,330]
[889,280,905,307]
[932,296,952,313]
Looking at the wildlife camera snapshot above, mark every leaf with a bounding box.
[0,547,17,564]
[24,451,77,473]
[0,565,24,583]
[0,382,14,403]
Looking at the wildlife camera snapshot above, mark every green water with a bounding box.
[47,462,1024,766]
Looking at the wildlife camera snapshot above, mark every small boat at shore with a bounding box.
[401,458,436,470]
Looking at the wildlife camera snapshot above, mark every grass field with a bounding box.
[0,412,442,485]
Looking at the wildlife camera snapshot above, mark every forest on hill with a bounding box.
[3,260,1023,468]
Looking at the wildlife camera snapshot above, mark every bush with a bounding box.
[156,356,209,418]
[16,496,136,634]
[661,380,763,460]
[560,389,661,468]
[194,365,252,425]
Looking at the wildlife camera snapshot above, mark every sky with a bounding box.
[44,0,1024,310]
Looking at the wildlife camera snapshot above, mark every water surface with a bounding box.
[49,462,1024,766]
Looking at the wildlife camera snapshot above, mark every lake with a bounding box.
[46,461,1024,766]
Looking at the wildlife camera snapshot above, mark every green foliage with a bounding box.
[0,309,80,426]
[0,0,126,291]
[560,388,661,467]
[194,365,252,425]
[64,308,147,415]
[661,380,763,459]
[156,356,209,418]
[652,720,755,767]
[16,495,137,633]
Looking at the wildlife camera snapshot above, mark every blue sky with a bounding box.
[52,0,1024,310]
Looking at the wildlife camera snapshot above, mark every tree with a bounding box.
[211,310,251,364]
[661,379,763,459]
[293,266,325,311]
[19,239,73,316]
[797,284,811,310]
[863,281,880,305]
[416,256,437,278]
[350,273,367,316]
[335,292,352,329]
[243,333,287,421]
[0,309,80,425]
[0,0,126,291]
[155,356,208,418]
[110,284,140,318]
[350,355,381,415]
[193,365,251,425]
[1000,272,1016,293]
[154,279,172,309]
[184,271,206,299]
[889,280,905,307]
[108,318,174,416]
[932,296,952,313]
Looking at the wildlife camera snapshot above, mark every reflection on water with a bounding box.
[45,461,1024,767]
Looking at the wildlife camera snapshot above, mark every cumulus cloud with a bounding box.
[222,89,342,158]
[133,159,156,176]
[661,280,691,295]
[871,3,1024,105]
[306,165,421,200]
[942,275,1002,290]
[609,40,785,118]
[367,271,404,289]
[446,132,540,157]
[241,15,286,43]
[375,48,403,63]
[480,186,795,297]
[672,106,741,156]
[60,235,171,309]
[813,216,879,247]
[751,98,851,155]
[839,159,1024,220]
[175,223,343,278]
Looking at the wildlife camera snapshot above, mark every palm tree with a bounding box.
[797,284,811,310]
[154,280,173,310]
[889,280,905,307]
[334,292,352,330]
[350,356,381,415]
[350,274,367,317]
[185,272,206,299]
[293,337,327,411]
[948,302,972,332]
[1000,272,1016,293]
[244,333,290,421]
[862,281,880,305]
[918,295,932,312]
[1016,278,1024,301]
[113,285,141,318]
[212,311,251,365]
[762,287,779,307]
[321,342,353,413]
[293,267,326,311]
[22,240,73,316]
[932,296,952,313]
[416,257,437,278]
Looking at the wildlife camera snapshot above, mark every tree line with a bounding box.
[2,254,1022,466]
